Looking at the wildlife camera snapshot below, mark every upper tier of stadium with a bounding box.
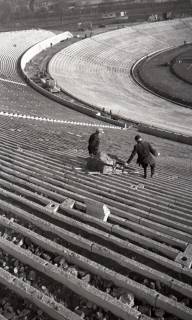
[49,17,192,136]
[0,29,55,83]
[0,29,104,123]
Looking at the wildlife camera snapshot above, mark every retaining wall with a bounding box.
[138,124,192,145]
[20,32,73,71]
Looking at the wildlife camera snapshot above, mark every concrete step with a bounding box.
[0,199,192,320]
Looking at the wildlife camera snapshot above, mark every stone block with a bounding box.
[85,198,110,222]
[102,165,115,174]
[86,157,104,172]
[45,202,60,213]
[60,198,75,209]
[86,152,116,174]
[175,244,192,268]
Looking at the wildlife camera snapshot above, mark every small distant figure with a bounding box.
[101,107,106,116]
[88,128,104,157]
[126,135,160,179]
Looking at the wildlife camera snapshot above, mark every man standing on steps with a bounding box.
[88,128,104,157]
[126,135,160,179]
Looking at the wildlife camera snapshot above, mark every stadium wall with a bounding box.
[138,124,192,145]
[20,31,73,70]
[20,31,99,118]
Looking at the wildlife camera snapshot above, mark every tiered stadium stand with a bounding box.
[0,23,191,320]
[49,18,192,136]
[0,114,191,319]
[0,29,54,83]
[0,29,103,123]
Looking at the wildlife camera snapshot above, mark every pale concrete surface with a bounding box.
[0,29,103,122]
[49,18,192,136]
[0,29,54,83]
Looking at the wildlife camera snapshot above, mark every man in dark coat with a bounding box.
[126,135,160,178]
[88,128,104,156]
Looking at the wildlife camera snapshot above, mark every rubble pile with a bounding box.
[0,284,53,320]
[0,218,191,319]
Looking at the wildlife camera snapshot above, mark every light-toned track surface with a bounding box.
[49,18,192,136]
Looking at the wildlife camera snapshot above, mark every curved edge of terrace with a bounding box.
[19,31,126,129]
[48,18,192,141]
[131,47,192,109]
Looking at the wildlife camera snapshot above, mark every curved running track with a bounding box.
[49,18,192,136]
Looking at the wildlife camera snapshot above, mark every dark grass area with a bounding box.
[171,46,192,85]
[134,44,192,108]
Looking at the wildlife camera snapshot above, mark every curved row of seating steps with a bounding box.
[0,25,192,320]
[0,29,105,124]
[0,116,191,206]
[0,28,104,125]
[48,18,192,135]
[0,29,55,83]
[0,114,191,319]
[0,80,105,124]
[49,19,192,94]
